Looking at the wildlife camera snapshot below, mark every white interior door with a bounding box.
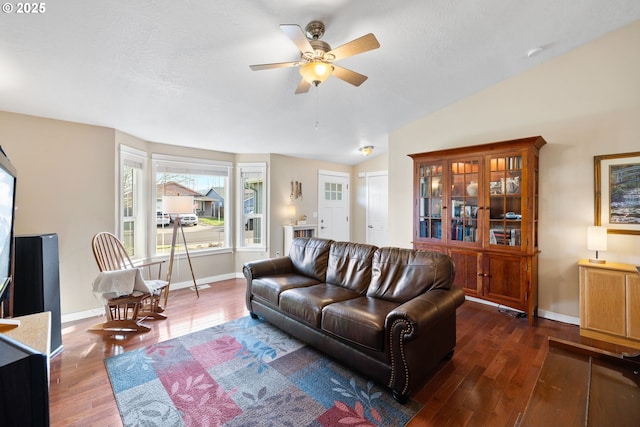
[366,172,388,246]
[318,170,350,241]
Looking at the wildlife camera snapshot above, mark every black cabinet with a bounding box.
[13,234,62,356]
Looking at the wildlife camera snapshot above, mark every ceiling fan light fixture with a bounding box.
[359,145,374,156]
[299,61,333,85]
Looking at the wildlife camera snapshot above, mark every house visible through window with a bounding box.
[153,154,231,256]
[237,163,267,250]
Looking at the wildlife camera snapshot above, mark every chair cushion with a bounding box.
[326,241,378,293]
[288,237,333,282]
[321,297,400,352]
[279,284,360,327]
[251,274,319,306]
[367,247,455,303]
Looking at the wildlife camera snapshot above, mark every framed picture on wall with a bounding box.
[594,151,640,235]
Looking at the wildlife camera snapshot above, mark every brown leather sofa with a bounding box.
[243,237,465,403]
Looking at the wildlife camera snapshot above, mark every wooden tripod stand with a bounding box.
[165,217,199,306]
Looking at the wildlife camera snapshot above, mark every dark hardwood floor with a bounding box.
[50,279,590,427]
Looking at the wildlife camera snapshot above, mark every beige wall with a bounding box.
[388,20,640,320]
[0,112,116,315]
[269,154,351,257]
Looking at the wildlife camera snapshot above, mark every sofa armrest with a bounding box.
[243,257,294,280]
[244,257,295,315]
[386,286,465,335]
[384,287,465,400]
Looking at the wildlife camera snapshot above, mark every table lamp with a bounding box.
[287,204,296,226]
[587,226,607,264]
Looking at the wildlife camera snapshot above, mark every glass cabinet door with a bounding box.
[417,163,443,240]
[450,159,480,243]
[487,154,523,247]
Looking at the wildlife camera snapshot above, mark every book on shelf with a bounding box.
[293,229,315,238]
[490,229,510,245]
[489,228,520,245]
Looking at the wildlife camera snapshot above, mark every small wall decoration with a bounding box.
[594,151,640,235]
[290,180,303,201]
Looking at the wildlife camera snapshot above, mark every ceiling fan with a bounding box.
[249,21,380,94]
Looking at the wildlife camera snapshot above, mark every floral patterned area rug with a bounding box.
[105,316,422,426]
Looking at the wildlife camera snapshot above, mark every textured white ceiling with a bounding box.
[2,1,639,164]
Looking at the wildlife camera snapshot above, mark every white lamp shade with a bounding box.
[299,61,333,84]
[162,196,194,214]
[587,226,607,251]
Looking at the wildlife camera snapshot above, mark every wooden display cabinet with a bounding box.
[410,136,546,324]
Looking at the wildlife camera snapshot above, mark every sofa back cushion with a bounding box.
[366,247,455,302]
[326,241,378,294]
[289,237,333,282]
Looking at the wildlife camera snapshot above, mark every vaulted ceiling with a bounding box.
[2,1,639,164]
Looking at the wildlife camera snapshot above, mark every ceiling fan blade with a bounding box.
[327,33,380,61]
[295,78,311,94]
[280,24,314,54]
[249,61,299,71]
[332,65,368,87]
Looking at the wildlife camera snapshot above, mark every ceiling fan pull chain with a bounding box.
[314,85,320,131]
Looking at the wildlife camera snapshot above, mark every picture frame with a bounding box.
[594,151,640,235]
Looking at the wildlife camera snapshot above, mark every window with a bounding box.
[237,163,267,250]
[120,146,147,260]
[325,182,344,200]
[153,154,231,256]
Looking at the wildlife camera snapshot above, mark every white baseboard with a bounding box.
[61,272,242,324]
[465,296,579,326]
[537,308,579,326]
[61,307,105,324]
[64,278,580,327]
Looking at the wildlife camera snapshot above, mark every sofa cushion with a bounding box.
[289,237,333,282]
[367,248,455,303]
[279,284,360,327]
[321,297,401,352]
[251,274,319,306]
[326,241,378,294]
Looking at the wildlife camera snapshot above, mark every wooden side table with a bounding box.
[578,260,640,349]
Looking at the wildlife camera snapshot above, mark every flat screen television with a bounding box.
[0,145,16,308]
